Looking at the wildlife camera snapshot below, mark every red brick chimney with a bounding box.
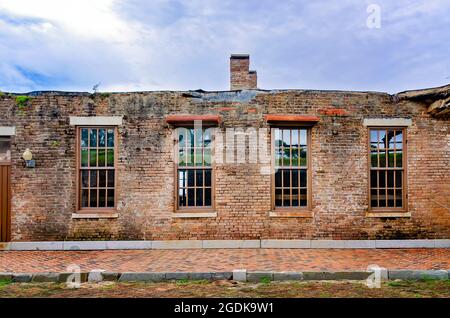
[230,54,257,90]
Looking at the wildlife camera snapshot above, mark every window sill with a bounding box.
[72,212,119,219]
[172,212,217,218]
[365,212,411,218]
[269,211,313,218]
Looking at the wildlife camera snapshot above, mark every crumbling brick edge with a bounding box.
[1,239,449,251]
[0,270,448,283]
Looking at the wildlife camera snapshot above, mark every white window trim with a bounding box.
[0,126,16,136]
[363,118,412,127]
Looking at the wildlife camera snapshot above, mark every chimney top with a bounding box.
[230,54,250,59]
[229,54,257,90]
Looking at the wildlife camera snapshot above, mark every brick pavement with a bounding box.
[0,249,449,273]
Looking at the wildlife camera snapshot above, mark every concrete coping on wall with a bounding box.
[1,269,448,283]
[1,239,449,251]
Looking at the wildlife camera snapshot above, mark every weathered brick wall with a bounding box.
[0,89,448,241]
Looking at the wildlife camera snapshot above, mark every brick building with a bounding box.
[0,55,449,242]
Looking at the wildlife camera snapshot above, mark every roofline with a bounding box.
[1,83,448,97]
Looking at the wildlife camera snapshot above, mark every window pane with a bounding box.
[196,170,203,186]
[81,170,89,187]
[370,150,378,167]
[178,170,187,188]
[395,171,402,188]
[187,148,194,166]
[90,189,97,207]
[90,170,97,187]
[396,151,403,167]
[107,170,115,187]
[379,150,386,167]
[291,130,299,147]
[99,189,106,207]
[283,148,290,166]
[196,188,203,206]
[292,188,299,206]
[387,170,394,188]
[379,189,386,207]
[179,188,186,207]
[371,189,378,207]
[81,129,88,147]
[205,188,211,206]
[378,130,386,147]
[379,170,386,188]
[107,149,114,167]
[107,189,115,207]
[283,170,290,187]
[98,149,106,166]
[107,129,114,147]
[81,189,89,207]
[188,128,195,147]
[300,129,307,147]
[187,170,195,187]
[292,169,299,188]
[275,170,282,187]
[178,128,186,148]
[187,188,195,206]
[194,148,202,166]
[388,150,395,167]
[300,189,307,206]
[300,169,307,187]
[395,130,403,143]
[370,130,378,143]
[275,150,282,167]
[203,148,212,166]
[81,149,88,167]
[370,170,377,188]
[99,170,106,187]
[283,189,290,206]
[387,189,395,207]
[299,148,307,166]
[205,170,211,187]
[204,128,212,147]
[388,131,395,149]
[275,188,282,206]
[179,148,186,166]
[282,129,290,147]
[89,129,97,147]
[274,129,282,148]
[178,189,186,206]
[98,129,106,147]
[291,148,299,165]
[395,189,402,207]
[89,149,97,166]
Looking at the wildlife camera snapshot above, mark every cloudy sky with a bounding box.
[0,0,449,93]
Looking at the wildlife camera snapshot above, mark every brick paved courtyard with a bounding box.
[0,249,449,273]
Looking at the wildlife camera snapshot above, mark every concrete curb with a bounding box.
[1,270,447,283]
[2,239,449,251]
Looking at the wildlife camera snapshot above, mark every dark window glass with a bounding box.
[176,127,213,209]
[369,128,405,210]
[273,128,309,209]
[78,127,116,210]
